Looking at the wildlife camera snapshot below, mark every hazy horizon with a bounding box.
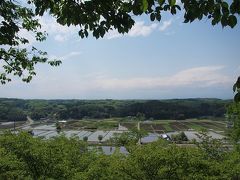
[0,97,232,101]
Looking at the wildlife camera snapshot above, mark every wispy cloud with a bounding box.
[0,65,233,99]
[13,15,78,46]
[50,51,82,61]
[176,0,181,5]
[107,18,176,39]
[34,66,232,92]
[128,21,158,37]
[54,34,68,42]
[106,21,158,39]
[159,19,172,32]
[106,30,123,40]
[91,66,231,90]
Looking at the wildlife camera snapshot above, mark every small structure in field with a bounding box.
[118,123,128,131]
[56,120,67,130]
[161,134,171,141]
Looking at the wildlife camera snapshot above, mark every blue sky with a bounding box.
[0,10,240,99]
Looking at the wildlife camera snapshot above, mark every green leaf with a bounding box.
[156,13,161,21]
[230,2,238,14]
[168,0,176,6]
[150,13,155,21]
[183,19,189,23]
[233,83,237,92]
[221,2,229,9]
[221,2,229,15]
[212,18,218,26]
[198,14,203,20]
[233,77,240,91]
[141,0,148,12]
[133,6,141,15]
[234,93,240,103]
[171,7,176,14]
[228,15,237,28]
[164,4,170,11]
[158,0,165,6]
[175,5,181,11]
[221,15,228,27]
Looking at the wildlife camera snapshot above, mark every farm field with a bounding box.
[62,119,227,134]
[0,121,26,130]
[0,118,227,136]
[64,119,119,130]
[0,118,228,144]
[139,120,227,133]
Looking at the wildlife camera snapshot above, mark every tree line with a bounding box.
[0,98,230,121]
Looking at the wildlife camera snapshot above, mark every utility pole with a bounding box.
[13,118,16,132]
[137,121,141,144]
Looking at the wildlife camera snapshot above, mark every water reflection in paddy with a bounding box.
[30,124,224,143]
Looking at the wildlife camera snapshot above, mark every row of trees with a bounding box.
[0,107,27,122]
[0,98,229,121]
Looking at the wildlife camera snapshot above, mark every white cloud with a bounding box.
[128,21,158,37]
[159,19,172,32]
[0,65,233,99]
[50,51,82,61]
[54,34,67,42]
[90,66,232,90]
[106,21,158,39]
[106,30,123,40]
[38,15,78,42]
[13,15,79,45]
[62,51,82,60]
[176,0,181,5]
[34,65,232,93]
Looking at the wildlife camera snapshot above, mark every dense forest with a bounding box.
[0,98,231,121]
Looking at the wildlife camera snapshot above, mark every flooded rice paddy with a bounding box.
[18,123,225,143]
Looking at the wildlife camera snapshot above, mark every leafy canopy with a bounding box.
[227,77,240,146]
[0,131,240,179]
[0,0,61,84]
[233,76,240,103]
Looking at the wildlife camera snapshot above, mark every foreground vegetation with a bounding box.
[0,131,239,179]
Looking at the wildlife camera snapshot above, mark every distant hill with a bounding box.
[0,98,232,121]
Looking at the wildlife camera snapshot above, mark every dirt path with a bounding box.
[17,116,34,130]
[26,116,34,125]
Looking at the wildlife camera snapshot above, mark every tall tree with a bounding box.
[227,77,240,146]
[0,0,61,84]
